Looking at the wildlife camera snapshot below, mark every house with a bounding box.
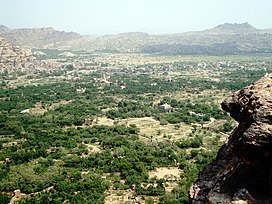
[76,87,86,93]
[188,111,205,117]
[20,109,30,114]
[159,103,172,112]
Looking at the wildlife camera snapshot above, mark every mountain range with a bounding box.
[1,22,272,55]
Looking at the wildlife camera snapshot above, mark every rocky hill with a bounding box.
[141,23,272,55]
[202,22,259,34]
[0,25,8,30]
[1,23,272,54]
[190,73,272,203]
[0,26,84,49]
[0,35,36,73]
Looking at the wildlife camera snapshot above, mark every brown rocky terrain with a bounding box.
[0,36,36,73]
[189,73,272,203]
[0,36,60,75]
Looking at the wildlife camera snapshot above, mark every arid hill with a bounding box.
[0,26,85,49]
[1,23,272,54]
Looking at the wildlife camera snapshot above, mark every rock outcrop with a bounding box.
[0,36,36,73]
[190,73,272,203]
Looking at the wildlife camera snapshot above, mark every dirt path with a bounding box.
[203,117,216,127]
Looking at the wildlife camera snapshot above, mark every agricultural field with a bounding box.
[0,51,271,203]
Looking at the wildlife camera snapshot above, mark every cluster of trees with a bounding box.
[157,97,229,125]
[19,174,109,204]
[0,113,220,203]
[106,100,156,119]
[105,96,229,126]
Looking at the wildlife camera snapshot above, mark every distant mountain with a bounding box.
[0,27,85,48]
[73,32,152,53]
[1,23,272,55]
[204,22,259,34]
[263,28,272,33]
[141,23,272,54]
[0,25,8,30]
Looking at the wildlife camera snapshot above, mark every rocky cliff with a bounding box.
[0,36,36,73]
[190,73,272,204]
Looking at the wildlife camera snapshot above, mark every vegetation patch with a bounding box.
[0,52,271,203]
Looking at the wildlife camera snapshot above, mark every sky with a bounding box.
[0,0,271,35]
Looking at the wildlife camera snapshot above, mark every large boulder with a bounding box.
[190,73,272,203]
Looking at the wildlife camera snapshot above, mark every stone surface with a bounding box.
[190,73,272,203]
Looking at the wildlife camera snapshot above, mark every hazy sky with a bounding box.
[0,0,271,35]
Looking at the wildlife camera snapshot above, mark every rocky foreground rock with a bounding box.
[190,73,272,203]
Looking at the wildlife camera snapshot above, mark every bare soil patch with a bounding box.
[92,117,192,141]
[149,167,181,181]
